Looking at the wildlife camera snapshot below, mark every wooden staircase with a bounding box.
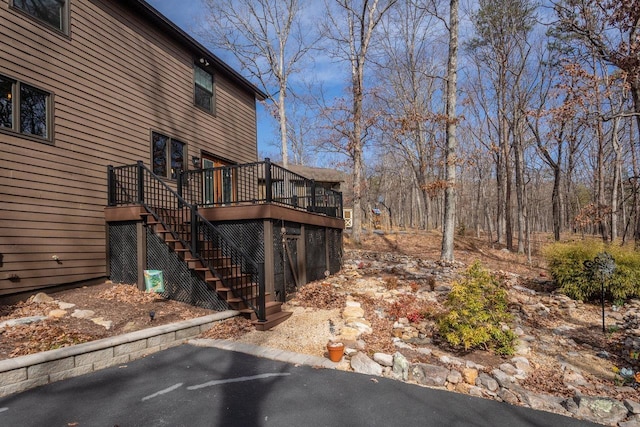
[142,210,291,331]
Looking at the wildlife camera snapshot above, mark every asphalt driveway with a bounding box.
[0,344,599,427]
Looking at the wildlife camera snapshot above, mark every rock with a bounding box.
[31,292,54,303]
[514,340,531,355]
[48,309,67,319]
[346,320,373,335]
[91,317,113,330]
[510,356,531,372]
[455,382,472,394]
[71,309,95,319]
[468,386,484,397]
[446,369,462,385]
[373,352,394,367]
[439,355,463,366]
[409,363,449,387]
[415,347,432,356]
[392,338,413,350]
[568,396,629,426]
[619,415,640,427]
[521,392,571,416]
[338,326,360,342]
[351,352,382,376]
[122,321,137,332]
[499,363,518,376]
[476,373,499,392]
[392,352,410,381]
[625,399,640,415]
[462,368,478,385]
[434,284,452,293]
[491,369,513,388]
[513,285,536,295]
[350,340,366,351]
[58,301,76,309]
[0,316,47,329]
[498,388,520,405]
[342,306,365,319]
[563,369,589,388]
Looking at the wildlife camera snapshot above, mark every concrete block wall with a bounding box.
[0,311,237,398]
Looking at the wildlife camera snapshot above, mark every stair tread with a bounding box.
[252,311,292,331]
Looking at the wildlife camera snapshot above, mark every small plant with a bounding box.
[437,262,516,355]
[406,311,425,323]
[386,294,420,320]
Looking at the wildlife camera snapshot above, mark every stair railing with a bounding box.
[108,162,266,322]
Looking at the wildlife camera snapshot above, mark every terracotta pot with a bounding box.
[327,342,344,362]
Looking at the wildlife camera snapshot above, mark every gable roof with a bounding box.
[121,0,267,101]
[284,164,346,184]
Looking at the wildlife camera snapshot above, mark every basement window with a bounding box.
[13,0,69,34]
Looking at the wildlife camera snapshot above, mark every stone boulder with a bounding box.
[409,363,449,387]
[351,352,383,376]
[566,396,629,426]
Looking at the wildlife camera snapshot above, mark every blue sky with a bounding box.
[146,0,283,159]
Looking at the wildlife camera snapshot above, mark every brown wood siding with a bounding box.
[0,0,259,295]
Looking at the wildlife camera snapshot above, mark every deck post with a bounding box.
[191,205,198,257]
[264,158,272,203]
[136,161,145,204]
[177,171,183,208]
[107,165,115,206]
[257,262,266,322]
[311,179,316,212]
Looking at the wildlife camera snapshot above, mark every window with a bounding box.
[194,65,214,113]
[152,131,185,179]
[13,0,68,33]
[0,74,51,141]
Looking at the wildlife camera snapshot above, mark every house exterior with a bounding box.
[0,0,343,327]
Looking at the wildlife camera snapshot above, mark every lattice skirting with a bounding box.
[108,222,138,285]
[146,228,230,311]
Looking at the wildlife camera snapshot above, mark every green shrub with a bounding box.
[543,241,640,302]
[437,262,516,355]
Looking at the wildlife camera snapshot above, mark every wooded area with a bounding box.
[201,0,640,258]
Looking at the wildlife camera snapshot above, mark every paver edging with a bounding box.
[0,311,238,397]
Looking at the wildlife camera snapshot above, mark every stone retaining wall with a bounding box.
[0,311,237,398]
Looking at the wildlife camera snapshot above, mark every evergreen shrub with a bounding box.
[543,241,640,302]
[437,262,516,355]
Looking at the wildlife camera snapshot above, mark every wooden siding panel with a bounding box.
[0,0,259,296]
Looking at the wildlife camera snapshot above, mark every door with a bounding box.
[201,155,235,206]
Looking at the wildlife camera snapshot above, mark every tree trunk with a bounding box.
[279,85,288,167]
[514,130,525,254]
[611,117,621,242]
[441,0,459,262]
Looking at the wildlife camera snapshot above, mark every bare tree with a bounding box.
[441,0,459,261]
[324,0,398,244]
[201,0,316,167]
[375,0,447,230]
